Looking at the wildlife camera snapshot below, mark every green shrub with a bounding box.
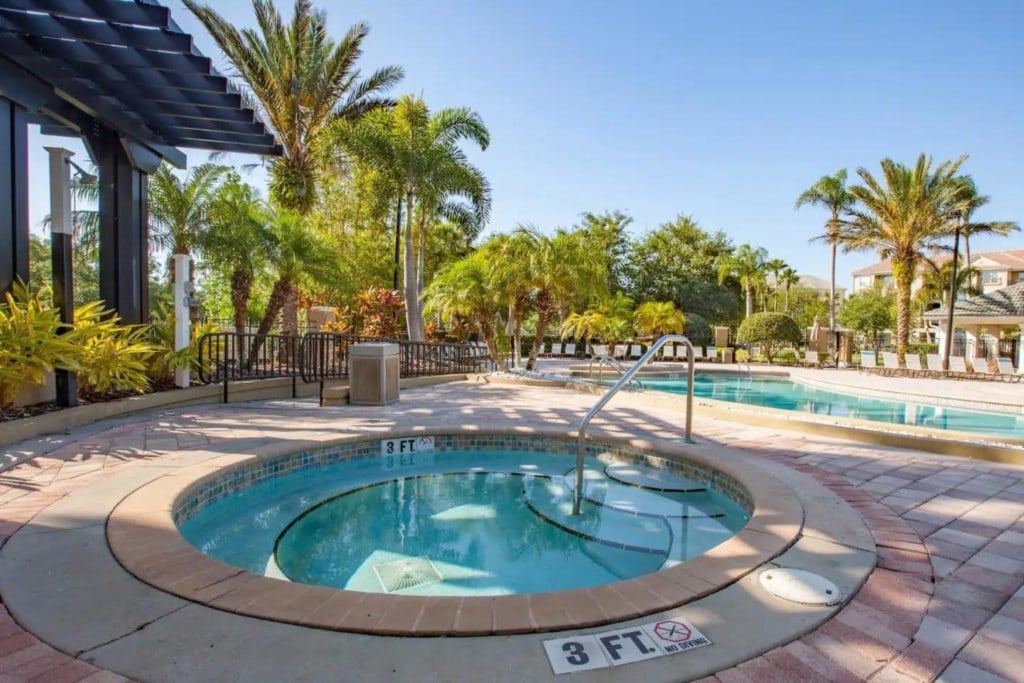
[776,348,798,365]
[735,348,749,362]
[906,342,938,356]
[72,301,158,395]
[736,313,803,364]
[0,282,80,407]
[147,305,218,384]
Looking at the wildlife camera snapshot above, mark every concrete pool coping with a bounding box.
[106,426,806,637]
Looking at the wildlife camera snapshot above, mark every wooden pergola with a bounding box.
[0,0,280,323]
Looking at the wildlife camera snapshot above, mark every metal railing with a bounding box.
[198,331,496,403]
[198,331,301,403]
[585,355,645,390]
[572,334,696,515]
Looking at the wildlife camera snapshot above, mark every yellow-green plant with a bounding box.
[0,282,80,407]
[71,302,157,395]
[146,305,217,384]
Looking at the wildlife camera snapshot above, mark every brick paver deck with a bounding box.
[0,381,1022,681]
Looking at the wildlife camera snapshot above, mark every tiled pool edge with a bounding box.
[107,425,804,637]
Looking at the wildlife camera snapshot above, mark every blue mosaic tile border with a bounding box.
[173,434,753,526]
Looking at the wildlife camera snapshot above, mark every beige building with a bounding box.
[851,248,1024,297]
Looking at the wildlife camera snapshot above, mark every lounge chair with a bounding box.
[905,354,925,376]
[926,353,944,373]
[803,350,821,368]
[706,346,718,362]
[628,344,643,359]
[563,343,576,357]
[859,349,878,370]
[534,341,547,357]
[972,356,995,377]
[658,345,674,361]
[996,357,1020,382]
[590,344,608,358]
[880,351,901,375]
[947,356,969,377]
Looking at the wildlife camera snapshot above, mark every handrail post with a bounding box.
[572,333,695,515]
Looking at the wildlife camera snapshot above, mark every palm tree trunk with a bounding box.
[964,235,972,289]
[829,239,837,331]
[892,258,915,365]
[249,277,291,364]
[478,318,507,372]
[403,191,423,340]
[417,209,426,298]
[745,284,754,318]
[230,266,253,368]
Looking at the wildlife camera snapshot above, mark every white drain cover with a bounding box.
[759,568,840,606]
[373,557,443,593]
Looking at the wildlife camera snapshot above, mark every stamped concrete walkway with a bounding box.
[0,380,1022,681]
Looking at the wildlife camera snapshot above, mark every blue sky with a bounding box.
[27,0,1024,285]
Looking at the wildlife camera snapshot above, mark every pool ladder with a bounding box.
[572,334,696,516]
[586,355,645,390]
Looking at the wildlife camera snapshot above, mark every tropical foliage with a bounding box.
[736,312,802,364]
[838,286,894,349]
[796,169,853,329]
[0,283,78,406]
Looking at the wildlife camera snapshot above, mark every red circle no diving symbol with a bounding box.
[653,620,692,643]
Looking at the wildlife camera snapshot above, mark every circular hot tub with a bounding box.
[108,430,802,635]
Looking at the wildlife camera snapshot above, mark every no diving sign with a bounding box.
[543,618,710,675]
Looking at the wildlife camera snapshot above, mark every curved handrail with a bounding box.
[572,334,695,515]
[587,355,645,390]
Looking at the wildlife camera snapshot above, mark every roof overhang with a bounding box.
[0,0,281,165]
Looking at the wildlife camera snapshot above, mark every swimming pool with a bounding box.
[623,373,1024,440]
[178,437,749,597]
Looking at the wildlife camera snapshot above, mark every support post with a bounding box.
[942,226,961,371]
[173,253,191,388]
[46,147,78,407]
[98,130,150,324]
[0,97,29,294]
[1018,324,1024,374]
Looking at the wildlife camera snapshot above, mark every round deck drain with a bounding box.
[759,568,841,606]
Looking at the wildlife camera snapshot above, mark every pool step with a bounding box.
[565,466,727,519]
[604,462,706,492]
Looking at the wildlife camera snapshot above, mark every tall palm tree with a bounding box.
[330,96,491,340]
[149,162,227,280]
[779,266,799,313]
[484,228,539,368]
[716,244,768,318]
[796,169,854,331]
[840,154,966,363]
[918,258,980,307]
[764,258,788,311]
[633,301,686,338]
[948,176,1019,286]
[424,252,506,371]
[183,0,404,213]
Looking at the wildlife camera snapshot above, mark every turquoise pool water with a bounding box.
[629,374,1024,440]
[179,450,748,596]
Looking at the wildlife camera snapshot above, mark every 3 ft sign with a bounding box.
[543,618,711,675]
[380,436,435,471]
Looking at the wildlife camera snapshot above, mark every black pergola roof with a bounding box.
[0,0,281,157]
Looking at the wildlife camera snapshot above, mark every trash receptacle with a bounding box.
[349,343,400,405]
[721,348,735,364]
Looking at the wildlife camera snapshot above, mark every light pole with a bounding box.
[942,225,962,371]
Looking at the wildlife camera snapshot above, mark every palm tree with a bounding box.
[716,244,768,318]
[779,266,799,313]
[183,0,404,213]
[948,176,1019,287]
[633,301,685,338]
[424,252,506,371]
[840,154,967,363]
[764,257,788,311]
[561,292,634,357]
[525,229,606,370]
[796,169,854,330]
[149,162,227,280]
[918,258,980,307]
[330,96,491,340]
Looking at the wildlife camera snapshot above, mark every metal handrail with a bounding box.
[572,334,696,515]
[587,355,644,390]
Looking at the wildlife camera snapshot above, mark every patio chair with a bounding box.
[590,344,608,358]
[859,349,878,371]
[706,346,718,362]
[802,350,821,368]
[563,342,576,357]
[972,356,996,378]
[534,341,547,357]
[996,357,1021,382]
[628,344,644,359]
[880,351,901,375]
[905,354,925,377]
[947,356,969,377]
[926,353,944,373]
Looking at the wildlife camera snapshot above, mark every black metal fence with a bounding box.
[198,331,495,402]
[298,333,494,382]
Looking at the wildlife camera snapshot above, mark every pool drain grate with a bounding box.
[373,557,443,593]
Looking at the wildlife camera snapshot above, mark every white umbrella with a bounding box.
[810,315,821,343]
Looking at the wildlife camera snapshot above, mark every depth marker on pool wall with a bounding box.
[543,617,711,674]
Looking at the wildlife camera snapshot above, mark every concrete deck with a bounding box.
[0,378,1021,681]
